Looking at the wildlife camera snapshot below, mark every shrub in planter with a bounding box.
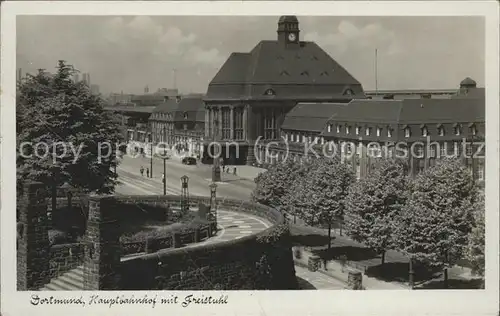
[48,229,70,246]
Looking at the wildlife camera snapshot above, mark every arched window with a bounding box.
[264,89,275,96]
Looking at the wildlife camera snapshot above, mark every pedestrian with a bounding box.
[146,167,150,178]
[140,166,144,176]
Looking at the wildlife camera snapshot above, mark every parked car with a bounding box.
[181,157,197,165]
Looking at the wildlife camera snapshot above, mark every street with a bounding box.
[117,155,256,201]
[116,156,347,290]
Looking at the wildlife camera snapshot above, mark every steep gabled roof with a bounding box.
[282,102,347,132]
[206,40,364,101]
[399,98,485,124]
[152,98,180,113]
[173,97,205,123]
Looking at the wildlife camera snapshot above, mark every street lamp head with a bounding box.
[210,182,217,191]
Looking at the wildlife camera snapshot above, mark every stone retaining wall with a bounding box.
[49,243,85,280]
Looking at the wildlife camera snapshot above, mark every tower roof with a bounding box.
[278,16,299,24]
[460,77,477,87]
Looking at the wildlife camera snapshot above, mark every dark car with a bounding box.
[181,157,197,165]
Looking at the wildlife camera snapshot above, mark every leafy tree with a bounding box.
[466,191,485,277]
[396,158,478,288]
[252,159,313,210]
[17,60,123,210]
[344,159,409,264]
[293,157,355,249]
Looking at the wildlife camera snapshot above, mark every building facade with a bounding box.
[150,96,205,157]
[203,16,364,165]
[270,78,485,181]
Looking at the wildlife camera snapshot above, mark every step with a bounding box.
[43,282,69,291]
[51,278,83,291]
[56,274,84,289]
[64,270,84,284]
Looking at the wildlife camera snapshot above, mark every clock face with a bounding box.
[288,33,297,42]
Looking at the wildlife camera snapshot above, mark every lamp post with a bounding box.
[162,127,167,195]
[149,130,153,178]
[209,182,217,228]
[212,117,221,182]
[181,175,189,212]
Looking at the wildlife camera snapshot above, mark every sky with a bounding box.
[17,16,484,95]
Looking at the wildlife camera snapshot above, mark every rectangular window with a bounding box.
[376,128,381,137]
[314,136,319,144]
[439,127,444,136]
[284,133,288,141]
[387,128,392,137]
[263,108,278,140]
[234,107,244,140]
[455,126,461,136]
[346,126,351,134]
[478,163,484,181]
[321,137,325,144]
[355,127,360,135]
[328,124,332,133]
[336,125,341,133]
[366,127,371,136]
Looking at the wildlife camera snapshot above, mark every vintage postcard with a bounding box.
[1,1,499,316]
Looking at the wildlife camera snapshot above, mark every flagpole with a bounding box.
[375,48,378,96]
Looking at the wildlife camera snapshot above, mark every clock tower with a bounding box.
[277,15,300,45]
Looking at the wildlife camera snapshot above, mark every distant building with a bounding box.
[150,95,205,156]
[73,73,80,83]
[108,92,134,105]
[90,84,100,95]
[81,73,91,86]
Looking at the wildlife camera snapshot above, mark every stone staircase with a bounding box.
[40,266,84,291]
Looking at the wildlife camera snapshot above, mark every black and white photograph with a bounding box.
[1,2,499,316]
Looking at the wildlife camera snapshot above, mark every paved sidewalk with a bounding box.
[295,265,346,289]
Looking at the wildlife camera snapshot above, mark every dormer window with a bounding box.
[355,126,361,135]
[376,128,381,137]
[264,89,275,96]
[327,124,332,133]
[421,125,428,137]
[346,126,351,135]
[183,112,188,120]
[300,71,309,76]
[437,124,445,136]
[320,71,329,76]
[280,70,290,76]
[454,124,461,136]
[366,127,371,136]
[343,89,354,96]
[469,124,477,136]
[387,127,393,137]
[336,125,341,133]
[404,126,411,138]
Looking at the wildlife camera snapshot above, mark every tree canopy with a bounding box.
[17,60,124,194]
[396,158,477,271]
[344,158,409,263]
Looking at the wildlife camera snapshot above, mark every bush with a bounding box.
[48,229,70,246]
